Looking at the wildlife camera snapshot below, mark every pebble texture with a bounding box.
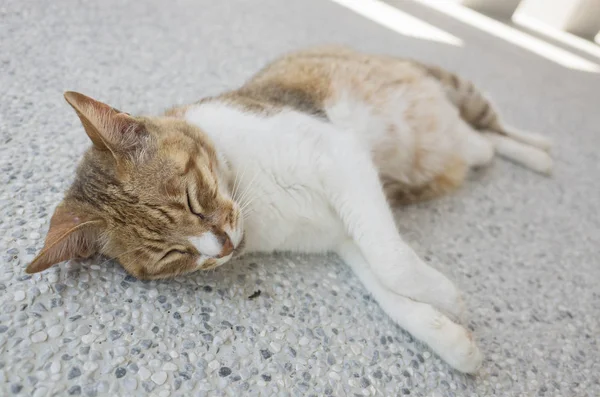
[1,0,599,396]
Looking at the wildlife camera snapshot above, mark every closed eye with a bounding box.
[186,189,206,220]
[159,248,190,262]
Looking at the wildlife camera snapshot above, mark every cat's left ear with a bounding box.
[25,203,104,274]
[63,91,147,158]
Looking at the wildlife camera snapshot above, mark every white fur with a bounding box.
[484,131,553,174]
[184,97,484,373]
[189,232,222,257]
[501,125,553,152]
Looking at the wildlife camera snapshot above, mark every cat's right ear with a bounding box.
[63,91,146,157]
[25,203,104,274]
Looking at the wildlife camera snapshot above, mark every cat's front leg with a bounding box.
[319,135,465,320]
[337,240,482,373]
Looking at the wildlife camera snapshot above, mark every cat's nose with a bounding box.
[216,235,234,258]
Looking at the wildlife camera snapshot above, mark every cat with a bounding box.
[26,46,553,374]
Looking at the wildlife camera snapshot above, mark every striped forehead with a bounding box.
[160,136,213,173]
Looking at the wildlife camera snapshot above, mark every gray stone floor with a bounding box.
[1,0,599,396]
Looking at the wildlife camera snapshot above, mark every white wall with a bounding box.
[515,0,600,39]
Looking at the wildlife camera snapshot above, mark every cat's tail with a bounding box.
[421,64,553,174]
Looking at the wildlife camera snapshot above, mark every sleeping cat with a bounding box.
[26,46,553,374]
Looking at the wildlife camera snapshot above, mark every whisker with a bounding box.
[236,170,260,207]
[238,176,256,215]
[233,164,250,201]
[237,187,272,222]
[231,166,242,200]
[238,193,252,208]
[240,197,256,212]
[240,187,269,212]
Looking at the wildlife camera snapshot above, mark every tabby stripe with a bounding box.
[132,229,166,245]
[146,205,176,224]
[145,244,166,254]
[143,223,166,236]
[143,236,168,244]
[118,188,141,205]
[103,206,127,226]
[473,102,494,127]
[450,74,460,89]
[183,157,196,175]
[168,202,186,212]
[159,249,189,262]
[156,207,176,224]
[465,81,474,95]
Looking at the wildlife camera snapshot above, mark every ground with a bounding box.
[1,0,599,396]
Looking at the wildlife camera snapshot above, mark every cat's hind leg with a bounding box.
[457,109,553,174]
[455,119,495,168]
[381,120,492,205]
[483,131,553,174]
[382,155,467,205]
[337,240,483,374]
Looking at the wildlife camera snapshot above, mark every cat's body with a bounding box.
[182,45,551,255]
[27,46,553,374]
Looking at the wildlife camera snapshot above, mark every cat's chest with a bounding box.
[185,103,347,253]
[239,168,345,253]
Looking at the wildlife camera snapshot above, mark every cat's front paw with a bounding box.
[433,315,483,374]
[457,333,483,374]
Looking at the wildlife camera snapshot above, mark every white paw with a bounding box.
[514,147,553,175]
[431,313,483,374]
[446,330,483,374]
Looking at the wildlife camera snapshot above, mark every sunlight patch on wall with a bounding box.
[330,0,463,46]
[415,0,600,73]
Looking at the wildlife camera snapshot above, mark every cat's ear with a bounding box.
[63,91,146,157]
[25,203,104,274]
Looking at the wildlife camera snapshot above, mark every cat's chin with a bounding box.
[195,253,233,271]
[190,232,245,273]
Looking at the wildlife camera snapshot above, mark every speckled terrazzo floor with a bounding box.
[1,0,600,396]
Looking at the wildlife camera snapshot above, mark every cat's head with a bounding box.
[26,92,244,279]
